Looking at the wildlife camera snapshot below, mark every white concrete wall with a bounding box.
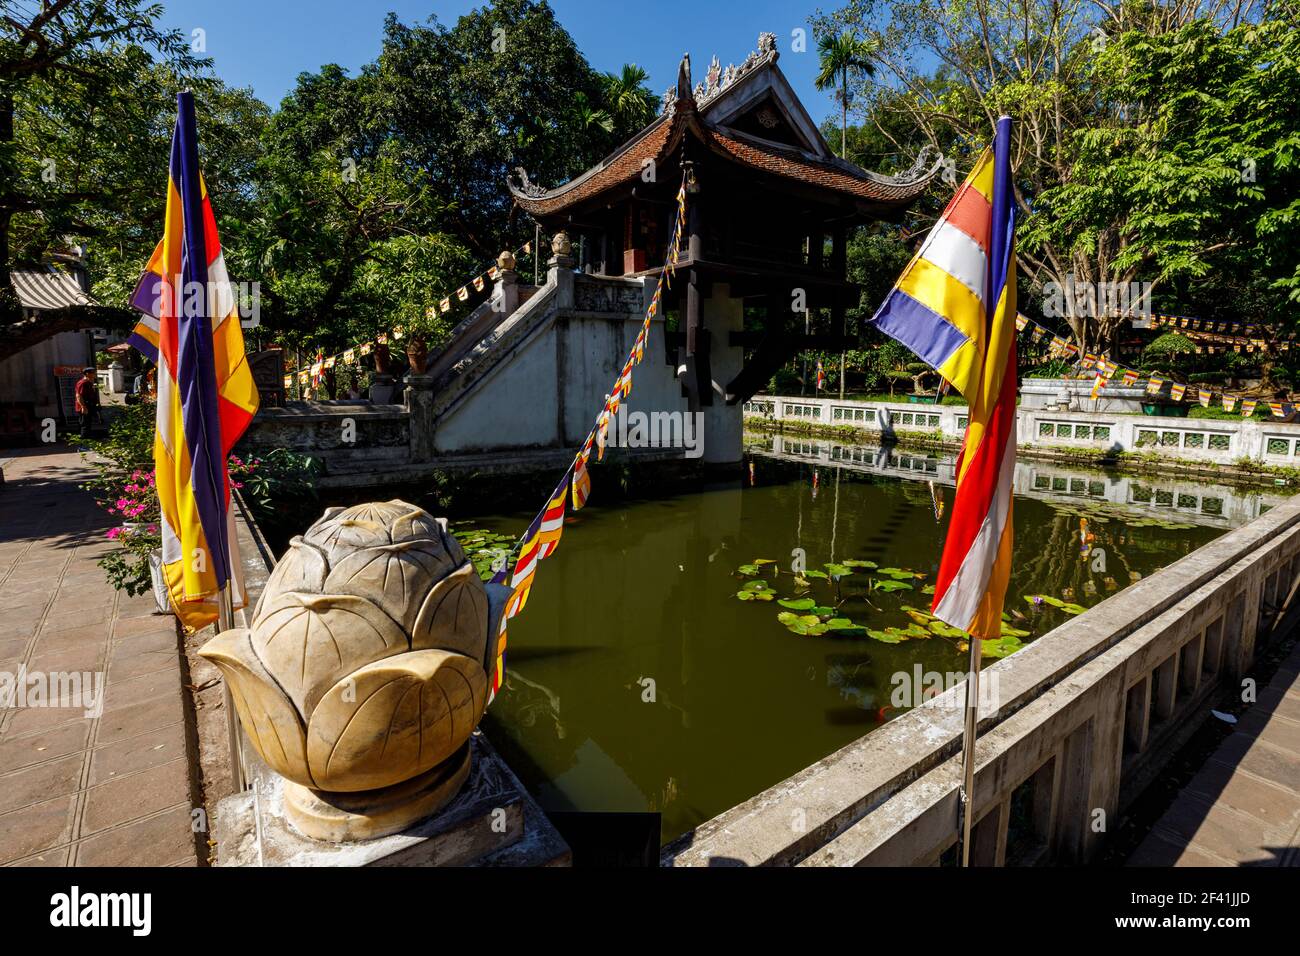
[0,330,92,419]
[432,275,696,457]
[431,273,756,462]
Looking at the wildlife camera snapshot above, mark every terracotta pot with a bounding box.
[406,337,429,375]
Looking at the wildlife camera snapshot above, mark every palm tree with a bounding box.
[815,31,878,400]
[603,64,657,128]
[571,91,614,134]
[814,31,878,161]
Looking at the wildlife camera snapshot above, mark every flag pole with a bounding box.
[959,634,981,865]
[216,584,246,791]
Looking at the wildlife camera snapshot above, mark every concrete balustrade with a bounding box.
[662,487,1300,867]
[746,394,1300,466]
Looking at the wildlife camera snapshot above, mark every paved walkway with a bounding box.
[1129,639,1300,866]
[0,447,198,866]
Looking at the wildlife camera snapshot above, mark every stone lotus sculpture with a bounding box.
[201,500,505,842]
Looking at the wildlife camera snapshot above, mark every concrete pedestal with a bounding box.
[701,284,744,464]
[213,731,570,867]
[405,373,437,463]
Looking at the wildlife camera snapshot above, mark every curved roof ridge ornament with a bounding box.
[852,143,946,187]
[676,52,692,102]
[685,31,781,110]
[511,166,548,199]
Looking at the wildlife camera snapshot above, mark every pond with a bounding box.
[440,436,1291,848]
[262,435,1293,853]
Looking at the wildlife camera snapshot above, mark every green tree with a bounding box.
[0,0,206,345]
[813,29,878,160]
[1037,6,1300,326]
[603,63,656,128]
[815,0,1284,353]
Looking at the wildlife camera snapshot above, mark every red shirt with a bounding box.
[75,377,98,414]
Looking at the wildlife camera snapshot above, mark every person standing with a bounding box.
[74,366,100,438]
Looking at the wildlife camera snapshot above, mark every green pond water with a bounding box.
[436,439,1288,848]
[270,437,1293,851]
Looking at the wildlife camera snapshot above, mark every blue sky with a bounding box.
[157,0,840,124]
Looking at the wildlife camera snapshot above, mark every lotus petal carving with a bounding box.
[306,649,486,791]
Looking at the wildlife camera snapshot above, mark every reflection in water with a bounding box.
[475,438,1291,845]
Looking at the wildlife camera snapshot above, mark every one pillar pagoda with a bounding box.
[509,32,941,461]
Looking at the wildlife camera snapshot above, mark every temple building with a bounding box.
[395,33,939,468]
[509,33,940,417]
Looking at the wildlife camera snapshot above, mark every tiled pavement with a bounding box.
[0,447,199,866]
[1129,639,1300,866]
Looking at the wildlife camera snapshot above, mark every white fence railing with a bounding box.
[745,394,1300,467]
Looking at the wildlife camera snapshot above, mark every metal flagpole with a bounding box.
[216,585,246,792]
[959,637,981,865]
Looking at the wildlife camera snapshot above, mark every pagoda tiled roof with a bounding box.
[508,43,942,217]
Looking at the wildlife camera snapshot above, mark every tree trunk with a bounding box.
[0,85,14,297]
[840,71,848,160]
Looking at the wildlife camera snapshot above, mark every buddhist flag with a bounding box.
[1122,369,1139,387]
[1223,395,1237,413]
[440,297,451,313]
[1198,388,1212,407]
[1147,376,1163,395]
[869,117,1017,638]
[1170,383,1186,402]
[1091,375,1109,399]
[816,359,826,390]
[1241,398,1257,417]
[127,93,259,631]
[1270,402,1285,418]
[1015,314,1028,332]
[572,444,592,510]
[596,407,611,461]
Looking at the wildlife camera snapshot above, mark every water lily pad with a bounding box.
[736,564,760,577]
[977,636,1024,659]
[873,579,914,592]
[782,613,829,636]
[1060,602,1087,615]
[870,628,906,643]
[824,563,854,577]
[876,567,918,579]
[928,620,967,638]
[777,597,816,610]
[803,570,829,580]
[904,610,932,627]
[842,559,878,569]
